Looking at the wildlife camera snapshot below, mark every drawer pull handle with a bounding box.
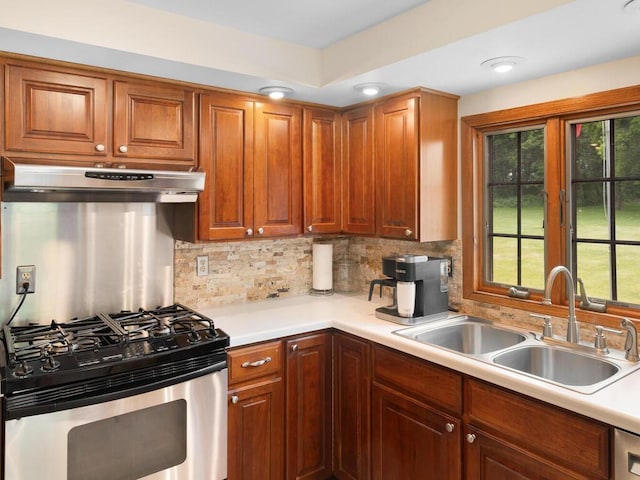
[291,344,298,352]
[231,395,239,404]
[466,433,476,444]
[241,357,272,368]
[445,423,454,433]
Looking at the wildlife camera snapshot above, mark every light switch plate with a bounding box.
[196,256,209,277]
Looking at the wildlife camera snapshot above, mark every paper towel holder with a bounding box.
[310,242,334,296]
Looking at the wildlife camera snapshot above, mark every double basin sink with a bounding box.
[394,316,640,394]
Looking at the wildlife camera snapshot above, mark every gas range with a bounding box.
[0,303,229,418]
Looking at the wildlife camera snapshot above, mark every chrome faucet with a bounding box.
[542,265,580,343]
[621,318,639,362]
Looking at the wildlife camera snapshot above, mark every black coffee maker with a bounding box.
[369,254,449,325]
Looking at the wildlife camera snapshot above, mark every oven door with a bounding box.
[5,368,227,480]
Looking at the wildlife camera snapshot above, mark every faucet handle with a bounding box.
[621,319,639,362]
[593,325,622,354]
[577,278,607,313]
[530,313,553,338]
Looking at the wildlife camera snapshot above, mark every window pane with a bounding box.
[574,121,606,180]
[520,239,545,289]
[574,183,610,240]
[575,243,611,300]
[520,129,544,182]
[489,132,517,183]
[490,185,517,234]
[488,237,517,285]
[613,115,640,178]
[617,245,640,304]
[521,184,544,237]
[615,181,640,241]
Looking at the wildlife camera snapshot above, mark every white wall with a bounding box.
[459,55,640,117]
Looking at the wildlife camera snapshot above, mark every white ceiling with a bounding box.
[0,0,639,106]
[130,0,433,49]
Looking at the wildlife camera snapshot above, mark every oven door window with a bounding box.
[67,399,187,480]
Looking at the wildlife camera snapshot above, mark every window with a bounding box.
[462,85,640,322]
[484,127,545,290]
[570,114,640,305]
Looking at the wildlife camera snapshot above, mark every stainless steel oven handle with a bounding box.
[241,356,271,368]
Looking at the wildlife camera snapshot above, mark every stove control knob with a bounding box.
[187,330,201,344]
[42,356,61,372]
[14,361,34,378]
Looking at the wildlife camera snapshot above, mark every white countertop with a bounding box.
[200,293,640,435]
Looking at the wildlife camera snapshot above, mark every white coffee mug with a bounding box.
[396,281,416,317]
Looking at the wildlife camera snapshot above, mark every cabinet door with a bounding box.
[372,384,461,480]
[254,101,302,237]
[302,107,342,234]
[286,332,332,480]
[228,379,284,480]
[113,80,196,166]
[464,426,585,480]
[5,64,108,159]
[199,93,254,240]
[333,332,371,480]
[374,96,418,240]
[342,106,375,235]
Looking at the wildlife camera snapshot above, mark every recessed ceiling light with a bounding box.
[354,83,386,96]
[259,86,294,100]
[481,56,524,74]
[624,0,640,13]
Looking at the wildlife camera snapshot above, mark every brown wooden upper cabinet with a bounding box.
[342,105,376,236]
[199,92,302,240]
[302,108,342,233]
[4,62,196,168]
[303,107,342,234]
[374,90,458,242]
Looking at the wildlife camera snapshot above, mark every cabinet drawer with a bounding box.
[373,344,462,415]
[465,379,610,479]
[228,340,282,386]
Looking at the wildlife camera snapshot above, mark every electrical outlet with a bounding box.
[196,256,209,277]
[16,265,36,294]
[445,257,453,277]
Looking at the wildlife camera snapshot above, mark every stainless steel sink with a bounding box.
[492,345,619,387]
[394,315,640,394]
[395,316,528,355]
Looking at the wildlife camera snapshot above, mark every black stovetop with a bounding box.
[0,304,229,395]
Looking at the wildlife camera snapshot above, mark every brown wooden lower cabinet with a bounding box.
[286,332,333,480]
[464,425,587,480]
[372,383,461,480]
[228,378,284,480]
[227,340,285,480]
[333,332,371,480]
[227,332,614,480]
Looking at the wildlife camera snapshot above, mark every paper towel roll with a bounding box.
[312,243,333,291]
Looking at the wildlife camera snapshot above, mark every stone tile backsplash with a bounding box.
[174,235,614,348]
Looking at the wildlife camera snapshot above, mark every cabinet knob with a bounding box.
[246,228,253,236]
[404,229,413,237]
[466,433,476,444]
[257,227,264,235]
[291,344,298,352]
[95,144,105,152]
[307,225,313,232]
[231,395,239,404]
[119,145,128,153]
[445,423,455,433]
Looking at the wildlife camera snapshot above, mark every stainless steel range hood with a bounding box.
[1,158,205,203]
